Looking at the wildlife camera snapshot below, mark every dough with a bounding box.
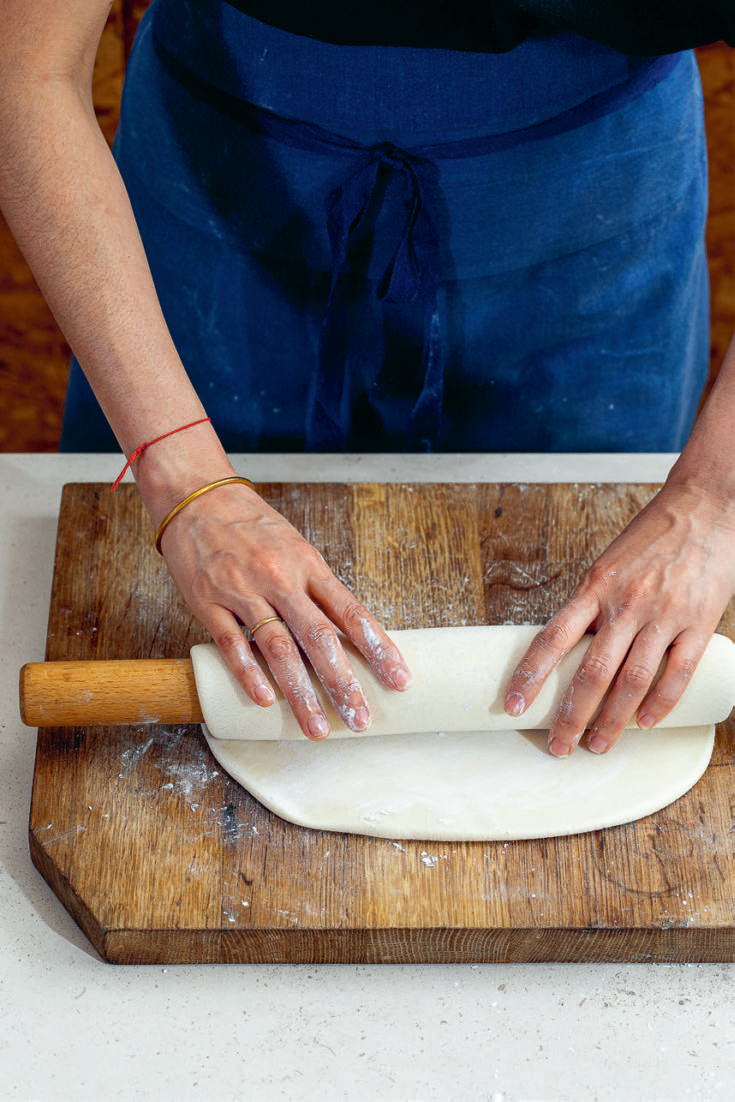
[203,723,715,841]
[192,626,734,841]
[191,626,735,741]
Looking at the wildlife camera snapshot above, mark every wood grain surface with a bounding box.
[28,482,735,964]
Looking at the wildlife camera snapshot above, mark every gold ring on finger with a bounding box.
[245,616,284,642]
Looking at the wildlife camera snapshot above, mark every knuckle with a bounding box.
[332,674,362,702]
[576,655,611,687]
[536,618,572,654]
[213,630,256,674]
[305,622,340,652]
[310,548,329,568]
[619,583,650,610]
[607,602,634,628]
[584,562,609,590]
[621,663,653,692]
[674,656,699,683]
[262,631,296,665]
[214,628,248,654]
[301,543,328,569]
[254,550,293,592]
[340,599,370,632]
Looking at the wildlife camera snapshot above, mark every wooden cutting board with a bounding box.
[29,482,735,964]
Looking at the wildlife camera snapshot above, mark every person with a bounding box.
[2,0,734,756]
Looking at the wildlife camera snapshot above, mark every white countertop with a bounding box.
[2,452,733,1102]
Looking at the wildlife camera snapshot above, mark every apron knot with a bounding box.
[309,140,443,449]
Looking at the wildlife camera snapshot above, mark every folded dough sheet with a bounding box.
[191,625,735,742]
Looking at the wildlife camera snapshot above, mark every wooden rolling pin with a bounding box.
[20,659,203,727]
[21,629,735,735]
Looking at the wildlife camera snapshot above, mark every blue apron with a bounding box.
[61,0,709,452]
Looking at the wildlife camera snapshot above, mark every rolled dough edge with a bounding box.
[202,724,716,842]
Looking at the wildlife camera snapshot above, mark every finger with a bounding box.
[584,629,671,754]
[285,602,372,733]
[206,612,276,708]
[636,629,709,730]
[310,577,412,691]
[547,628,636,756]
[504,595,598,717]
[248,615,332,741]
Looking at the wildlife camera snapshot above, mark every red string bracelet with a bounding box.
[111,417,212,492]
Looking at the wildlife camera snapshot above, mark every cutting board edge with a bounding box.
[94,925,735,966]
[32,798,735,967]
[29,827,107,962]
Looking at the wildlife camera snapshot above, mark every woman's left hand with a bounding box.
[503,479,735,756]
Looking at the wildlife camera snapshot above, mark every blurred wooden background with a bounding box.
[0,3,732,451]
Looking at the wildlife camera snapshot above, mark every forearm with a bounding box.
[0,78,233,516]
[666,335,735,512]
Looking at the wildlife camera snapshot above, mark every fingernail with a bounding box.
[638,713,655,729]
[549,737,571,757]
[254,683,275,705]
[505,692,525,717]
[308,714,330,739]
[353,706,370,731]
[391,665,412,690]
[588,734,608,754]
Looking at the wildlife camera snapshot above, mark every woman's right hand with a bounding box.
[137,428,411,741]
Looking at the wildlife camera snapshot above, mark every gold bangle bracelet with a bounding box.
[154,476,256,555]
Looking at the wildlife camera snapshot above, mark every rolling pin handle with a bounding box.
[19,659,203,728]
